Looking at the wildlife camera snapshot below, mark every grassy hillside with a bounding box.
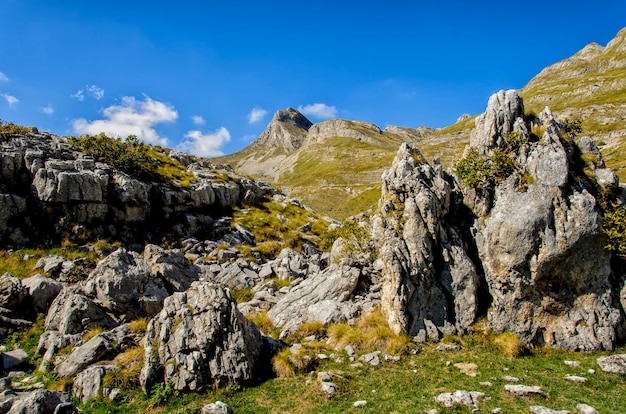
[520,27,626,180]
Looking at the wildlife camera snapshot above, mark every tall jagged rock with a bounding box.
[467,90,624,350]
[373,143,480,339]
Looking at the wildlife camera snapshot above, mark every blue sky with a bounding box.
[1,1,625,157]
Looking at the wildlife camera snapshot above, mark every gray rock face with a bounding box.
[435,390,484,408]
[576,403,599,414]
[267,264,361,338]
[0,274,26,309]
[0,134,275,247]
[82,248,167,318]
[55,335,114,378]
[72,364,117,403]
[504,384,544,396]
[3,389,75,414]
[1,349,28,371]
[54,324,138,378]
[44,289,117,336]
[140,282,263,392]
[529,406,570,414]
[251,108,312,153]
[201,401,234,414]
[306,119,384,147]
[468,90,622,350]
[373,143,479,337]
[469,89,525,152]
[21,275,63,313]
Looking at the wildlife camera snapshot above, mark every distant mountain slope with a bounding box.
[215,109,434,219]
[520,27,626,179]
[216,27,626,219]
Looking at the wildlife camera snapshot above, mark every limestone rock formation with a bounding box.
[2,389,76,413]
[305,119,384,147]
[55,324,139,378]
[21,275,63,313]
[467,90,624,350]
[140,282,263,392]
[267,264,361,338]
[72,364,118,403]
[0,133,275,248]
[373,143,480,338]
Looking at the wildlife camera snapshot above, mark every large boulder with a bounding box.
[468,90,623,350]
[72,364,118,403]
[0,274,26,309]
[44,289,117,336]
[140,282,263,392]
[3,389,76,414]
[55,325,139,378]
[143,244,202,292]
[22,274,63,313]
[267,264,362,337]
[82,248,169,318]
[373,143,480,338]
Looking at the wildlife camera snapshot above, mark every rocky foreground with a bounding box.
[0,90,624,411]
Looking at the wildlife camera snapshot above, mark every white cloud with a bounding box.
[71,84,104,101]
[72,95,178,145]
[192,115,205,125]
[71,90,85,101]
[297,103,337,119]
[1,93,19,106]
[86,85,104,100]
[0,72,8,82]
[42,104,54,115]
[248,107,267,124]
[179,127,231,157]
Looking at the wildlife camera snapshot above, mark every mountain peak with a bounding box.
[272,108,313,129]
[251,108,313,153]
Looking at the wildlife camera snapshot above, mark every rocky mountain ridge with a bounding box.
[215,108,434,219]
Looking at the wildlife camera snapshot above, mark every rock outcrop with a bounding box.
[140,282,263,392]
[371,89,626,350]
[0,133,275,247]
[373,143,480,339]
[267,264,361,338]
[468,90,623,350]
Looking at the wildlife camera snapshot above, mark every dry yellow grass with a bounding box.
[82,325,106,342]
[327,309,412,355]
[271,348,296,378]
[128,318,149,334]
[493,331,527,358]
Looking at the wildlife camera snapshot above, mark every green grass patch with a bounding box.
[232,198,330,256]
[73,332,626,413]
[0,247,101,279]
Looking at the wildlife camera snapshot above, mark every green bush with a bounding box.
[69,133,196,187]
[602,202,626,257]
[454,148,497,189]
[454,134,525,190]
[69,134,159,181]
[0,120,33,137]
[560,117,583,141]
